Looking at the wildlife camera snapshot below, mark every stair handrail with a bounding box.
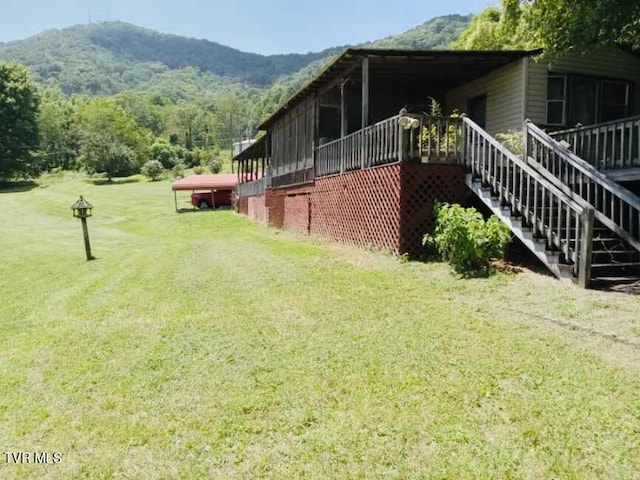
[462,117,594,286]
[549,115,640,170]
[550,115,640,137]
[526,121,640,252]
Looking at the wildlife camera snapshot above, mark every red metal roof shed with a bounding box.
[172,174,238,191]
[171,174,237,212]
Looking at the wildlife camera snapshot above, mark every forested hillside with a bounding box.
[0,22,341,96]
[0,16,470,99]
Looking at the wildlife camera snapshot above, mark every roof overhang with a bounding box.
[232,135,266,162]
[259,48,542,130]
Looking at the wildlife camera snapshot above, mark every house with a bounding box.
[234,47,640,287]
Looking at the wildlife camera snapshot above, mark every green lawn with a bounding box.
[1,174,639,479]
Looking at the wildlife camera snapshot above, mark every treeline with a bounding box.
[0,61,264,180]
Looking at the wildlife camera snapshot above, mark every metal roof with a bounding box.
[233,135,266,162]
[259,48,542,130]
[171,174,237,191]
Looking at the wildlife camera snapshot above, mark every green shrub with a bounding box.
[495,130,525,156]
[193,165,205,175]
[172,162,186,179]
[423,203,511,276]
[141,160,164,181]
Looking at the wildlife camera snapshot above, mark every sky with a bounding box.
[1,0,495,55]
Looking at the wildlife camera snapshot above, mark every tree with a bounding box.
[456,1,640,56]
[74,98,151,181]
[37,86,78,172]
[78,130,137,182]
[150,138,184,168]
[522,0,640,55]
[452,2,532,50]
[0,61,40,178]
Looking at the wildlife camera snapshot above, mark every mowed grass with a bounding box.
[1,174,640,479]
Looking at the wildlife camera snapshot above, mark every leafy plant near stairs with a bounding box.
[420,97,462,158]
[424,202,511,276]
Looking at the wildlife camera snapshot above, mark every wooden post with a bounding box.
[578,206,594,288]
[174,190,178,212]
[340,82,348,174]
[361,56,369,129]
[80,217,93,261]
[523,119,530,165]
[340,81,348,138]
[398,110,405,163]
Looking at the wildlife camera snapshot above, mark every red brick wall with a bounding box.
[237,197,248,215]
[247,196,268,224]
[239,163,467,256]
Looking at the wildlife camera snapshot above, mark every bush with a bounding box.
[495,130,525,156]
[193,165,205,175]
[208,158,223,174]
[141,160,164,181]
[172,162,186,179]
[150,139,182,169]
[423,203,511,276]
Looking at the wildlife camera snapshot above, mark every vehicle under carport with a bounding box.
[171,174,238,212]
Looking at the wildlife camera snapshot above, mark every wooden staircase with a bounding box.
[461,117,594,287]
[525,122,640,287]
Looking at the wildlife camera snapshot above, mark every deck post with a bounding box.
[578,207,594,288]
[361,57,369,129]
[523,119,531,165]
[398,110,405,163]
[340,81,348,174]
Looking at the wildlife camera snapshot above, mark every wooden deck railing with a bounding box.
[315,115,402,177]
[463,117,594,286]
[527,122,640,251]
[420,115,464,163]
[236,176,266,197]
[315,113,463,177]
[550,115,640,170]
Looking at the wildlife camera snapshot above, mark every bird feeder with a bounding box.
[71,196,94,260]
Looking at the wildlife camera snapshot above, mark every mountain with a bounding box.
[0,22,341,96]
[367,14,472,49]
[0,15,472,99]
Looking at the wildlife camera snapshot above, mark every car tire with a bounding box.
[198,199,210,209]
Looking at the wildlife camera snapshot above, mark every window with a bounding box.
[600,81,630,122]
[546,74,632,127]
[546,76,566,125]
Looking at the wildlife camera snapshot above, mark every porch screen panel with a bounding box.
[269,98,316,180]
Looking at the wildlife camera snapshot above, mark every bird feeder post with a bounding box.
[71,196,94,261]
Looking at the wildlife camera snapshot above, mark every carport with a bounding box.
[171,174,238,212]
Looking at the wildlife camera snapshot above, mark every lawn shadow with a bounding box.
[0,180,39,193]
[175,206,233,214]
[87,178,141,186]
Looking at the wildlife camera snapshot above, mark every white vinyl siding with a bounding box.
[526,47,640,127]
[446,59,525,135]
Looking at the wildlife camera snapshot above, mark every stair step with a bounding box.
[592,250,640,255]
[591,276,640,283]
[591,262,640,269]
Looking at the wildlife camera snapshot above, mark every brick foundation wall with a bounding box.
[247,196,268,224]
[237,197,248,216]
[238,162,467,256]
